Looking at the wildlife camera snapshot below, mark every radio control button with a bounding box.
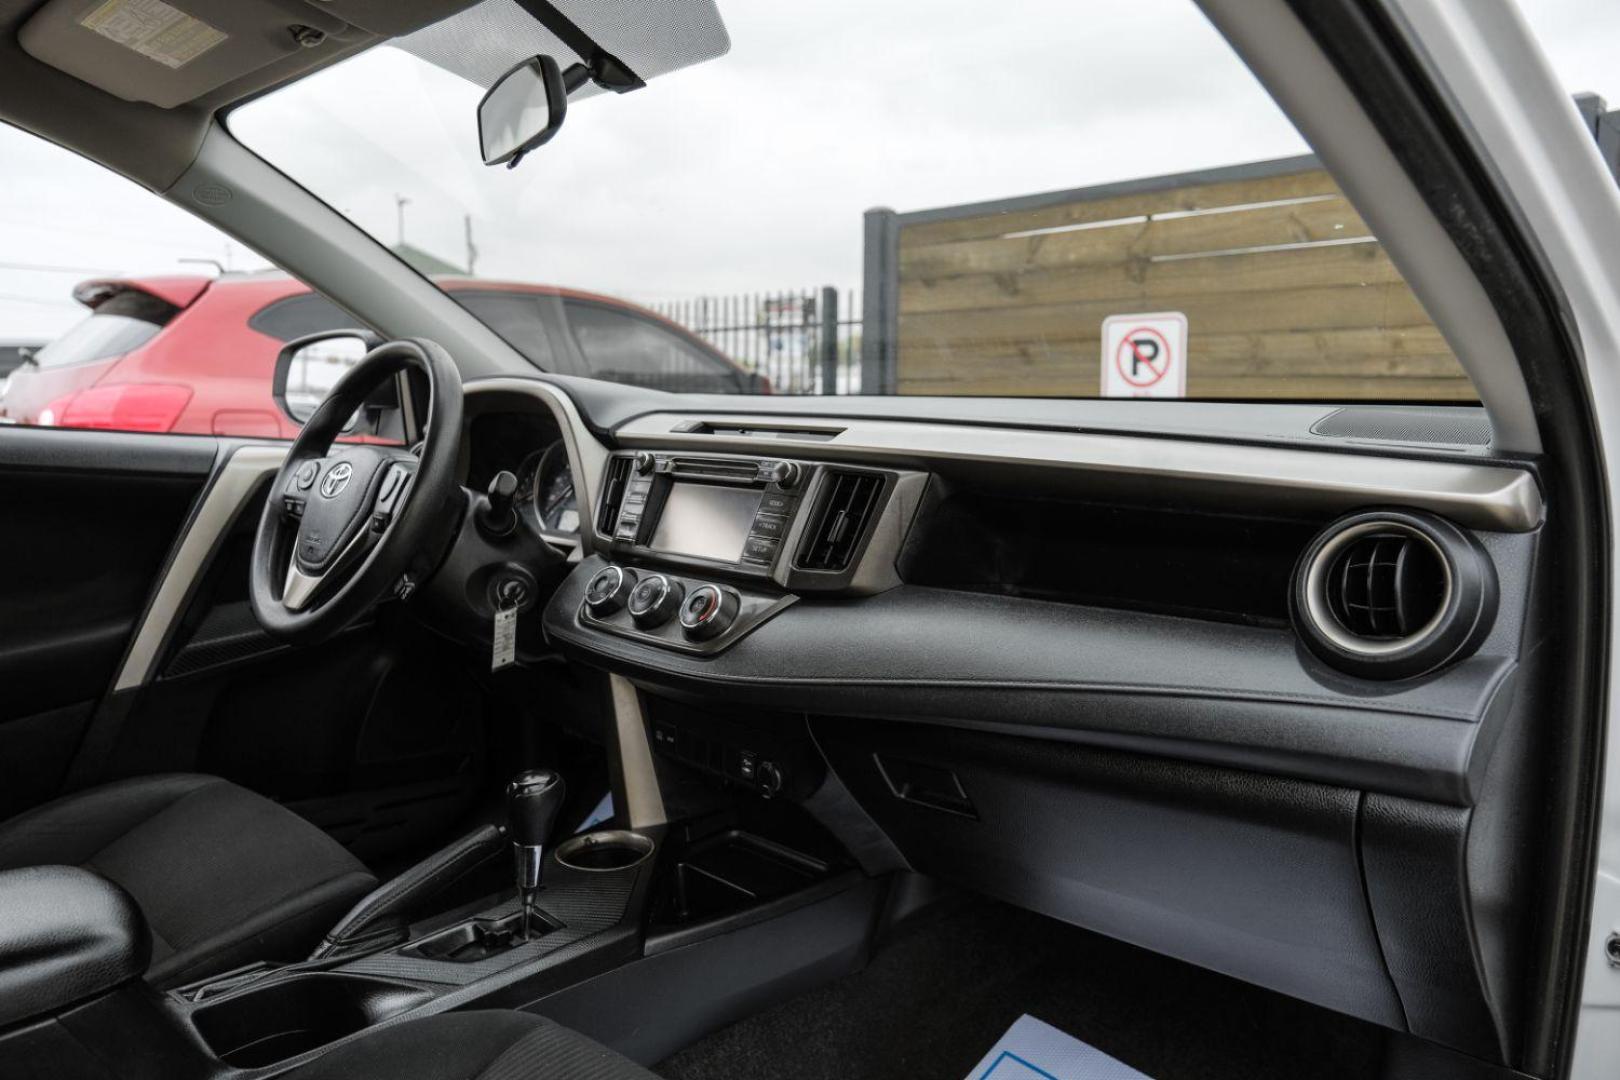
[680,584,740,641]
[748,514,788,539]
[584,565,637,615]
[759,493,795,514]
[741,537,779,565]
[764,461,802,489]
[634,452,656,475]
[628,574,684,628]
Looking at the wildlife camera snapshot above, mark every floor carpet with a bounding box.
[658,895,1385,1080]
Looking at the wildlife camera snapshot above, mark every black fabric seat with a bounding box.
[0,773,376,987]
[288,1011,658,1080]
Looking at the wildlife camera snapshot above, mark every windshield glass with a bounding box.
[232,0,1482,403]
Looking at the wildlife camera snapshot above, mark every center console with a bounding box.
[582,450,915,653]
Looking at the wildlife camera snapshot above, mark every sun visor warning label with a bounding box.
[80,0,227,70]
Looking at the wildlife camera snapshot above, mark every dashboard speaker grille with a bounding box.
[797,470,881,572]
[1324,531,1447,640]
[597,456,633,535]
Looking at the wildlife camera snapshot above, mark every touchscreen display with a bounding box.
[650,482,763,562]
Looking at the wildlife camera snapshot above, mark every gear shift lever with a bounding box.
[505,769,565,940]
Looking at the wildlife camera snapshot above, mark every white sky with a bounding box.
[1,0,1615,340]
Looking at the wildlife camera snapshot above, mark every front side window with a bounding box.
[0,122,324,437]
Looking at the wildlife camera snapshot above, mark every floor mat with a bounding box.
[968,1015,1151,1079]
[657,895,1384,1080]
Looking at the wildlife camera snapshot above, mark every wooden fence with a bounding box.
[861,155,1475,400]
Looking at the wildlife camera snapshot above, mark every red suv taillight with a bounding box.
[43,384,193,432]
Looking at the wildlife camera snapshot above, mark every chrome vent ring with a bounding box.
[1292,510,1496,679]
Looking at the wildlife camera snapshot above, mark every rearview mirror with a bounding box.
[273,330,381,427]
[479,55,567,169]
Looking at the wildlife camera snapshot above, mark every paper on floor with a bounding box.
[965,1015,1152,1080]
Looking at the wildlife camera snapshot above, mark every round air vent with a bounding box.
[1291,510,1497,679]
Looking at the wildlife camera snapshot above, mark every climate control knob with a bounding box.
[627,574,684,628]
[679,584,741,641]
[584,565,637,615]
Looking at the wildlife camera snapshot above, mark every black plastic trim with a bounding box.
[547,557,1520,806]
[0,425,218,476]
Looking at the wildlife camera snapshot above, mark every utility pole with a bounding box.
[464,214,478,276]
[395,194,411,247]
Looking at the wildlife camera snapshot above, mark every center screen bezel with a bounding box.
[648,481,765,563]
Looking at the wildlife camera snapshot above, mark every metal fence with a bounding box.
[651,286,862,394]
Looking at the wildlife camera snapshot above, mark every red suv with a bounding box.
[0,274,763,436]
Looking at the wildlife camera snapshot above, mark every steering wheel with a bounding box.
[250,338,464,644]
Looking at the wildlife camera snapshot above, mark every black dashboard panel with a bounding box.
[814,715,1405,1028]
[507,382,1550,1065]
[546,549,1529,806]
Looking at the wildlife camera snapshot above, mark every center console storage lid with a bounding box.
[0,866,150,1027]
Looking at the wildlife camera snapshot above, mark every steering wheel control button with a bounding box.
[294,460,320,490]
[584,565,638,615]
[628,573,684,628]
[679,584,740,641]
[371,464,412,531]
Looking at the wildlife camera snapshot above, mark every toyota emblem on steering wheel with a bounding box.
[320,462,353,498]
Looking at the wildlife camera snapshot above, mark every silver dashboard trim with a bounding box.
[611,412,1544,532]
[465,377,610,553]
[115,444,287,691]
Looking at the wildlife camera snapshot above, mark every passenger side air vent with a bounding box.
[597,456,633,535]
[1291,510,1497,680]
[796,470,883,572]
[1323,532,1447,640]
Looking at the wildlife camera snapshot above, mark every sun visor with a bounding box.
[19,0,355,108]
[395,0,730,98]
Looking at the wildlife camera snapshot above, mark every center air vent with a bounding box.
[1291,510,1496,680]
[796,470,883,572]
[597,456,633,535]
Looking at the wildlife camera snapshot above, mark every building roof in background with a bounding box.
[391,243,467,276]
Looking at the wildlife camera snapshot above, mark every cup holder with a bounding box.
[191,974,432,1068]
[554,829,655,872]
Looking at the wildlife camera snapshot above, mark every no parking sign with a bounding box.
[1101,312,1188,398]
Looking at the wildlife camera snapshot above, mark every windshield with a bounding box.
[231,0,1483,403]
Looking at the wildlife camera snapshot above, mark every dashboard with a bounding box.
[462,380,1553,1069]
